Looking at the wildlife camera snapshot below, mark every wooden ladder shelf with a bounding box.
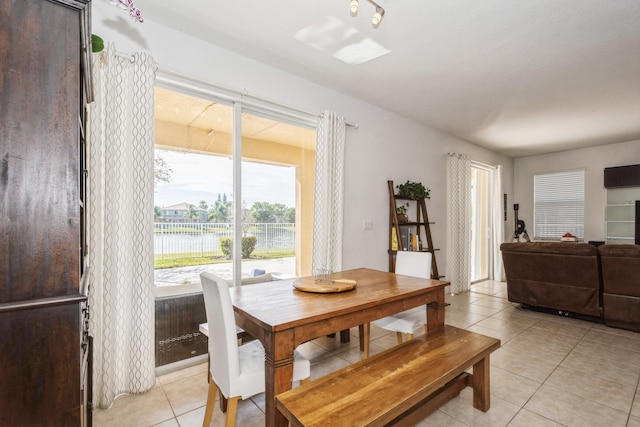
[388,180,441,279]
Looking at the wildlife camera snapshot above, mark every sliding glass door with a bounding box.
[153,86,316,288]
[240,109,316,279]
[470,165,491,283]
[153,87,237,286]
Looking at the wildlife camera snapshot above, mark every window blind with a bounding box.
[533,170,585,240]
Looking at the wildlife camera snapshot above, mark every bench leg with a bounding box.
[471,355,491,412]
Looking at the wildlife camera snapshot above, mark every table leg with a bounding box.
[426,289,446,331]
[472,355,491,412]
[265,346,294,427]
[326,329,350,342]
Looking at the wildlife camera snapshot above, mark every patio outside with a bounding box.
[154,256,296,287]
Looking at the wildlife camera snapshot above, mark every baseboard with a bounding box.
[155,354,208,377]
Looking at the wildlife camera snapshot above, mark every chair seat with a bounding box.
[220,340,311,400]
[371,307,425,334]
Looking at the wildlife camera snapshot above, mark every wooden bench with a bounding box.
[276,325,500,427]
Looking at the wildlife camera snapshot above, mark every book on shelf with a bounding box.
[391,227,398,251]
[411,234,419,251]
[399,226,410,251]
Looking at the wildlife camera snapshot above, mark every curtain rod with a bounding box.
[157,67,358,129]
[471,160,498,170]
[448,153,498,169]
[114,51,135,61]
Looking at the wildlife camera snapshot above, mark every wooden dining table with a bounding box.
[229,267,449,427]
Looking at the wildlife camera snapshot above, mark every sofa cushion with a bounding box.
[155,273,274,297]
[500,241,597,256]
[500,242,599,289]
[598,244,640,331]
[239,273,273,286]
[500,242,601,317]
[156,283,203,299]
[598,244,640,295]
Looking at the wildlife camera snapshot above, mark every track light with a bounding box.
[350,0,385,28]
[371,6,384,27]
[350,0,358,16]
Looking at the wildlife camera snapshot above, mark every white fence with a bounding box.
[154,222,295,259]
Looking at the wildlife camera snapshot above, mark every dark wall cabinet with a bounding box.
[0,0,93,425]
[604,164,640,188]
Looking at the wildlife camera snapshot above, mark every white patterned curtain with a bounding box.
[87,45,157,408]
[312,111,346,273]
[447,153,472,294]
[491,165,504,281]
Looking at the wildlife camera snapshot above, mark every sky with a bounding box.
[154,149,296,209]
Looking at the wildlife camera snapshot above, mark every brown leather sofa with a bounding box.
[501,242,640,332]
[500,242,602,318]
[598,244,640,332]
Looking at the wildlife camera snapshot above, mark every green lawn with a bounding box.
[154,249,295,269]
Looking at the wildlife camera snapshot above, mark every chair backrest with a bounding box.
[395,251,432,279]
[200,271,241,397]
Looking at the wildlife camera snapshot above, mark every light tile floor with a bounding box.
[94,280,640,427]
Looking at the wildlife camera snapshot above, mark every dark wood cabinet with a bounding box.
[0,0,93,425]
[604,164,640,188]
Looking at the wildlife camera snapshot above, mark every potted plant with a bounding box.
[396,203,409,223]
[396,181,430,200]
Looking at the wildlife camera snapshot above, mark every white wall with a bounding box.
[92,4,513,277]
[513,139,640,242]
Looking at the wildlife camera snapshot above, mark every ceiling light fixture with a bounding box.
[350,0,385,28]
[371,6,384,28]
[350,0,358,16]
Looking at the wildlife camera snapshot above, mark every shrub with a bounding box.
[220,237,233,258]
[220,236,258,259]
[242,236,257,258]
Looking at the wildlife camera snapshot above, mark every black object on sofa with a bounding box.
[500,242,602,318]
[598,244,640,332]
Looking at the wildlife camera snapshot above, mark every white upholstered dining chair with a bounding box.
[363,251,432,358]
[200,272,310,427]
